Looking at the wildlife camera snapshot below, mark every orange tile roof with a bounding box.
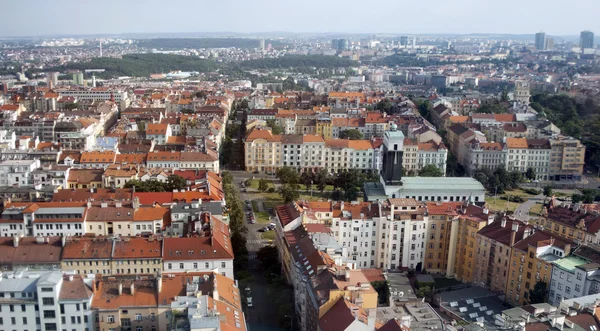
[146,123,168,135]
[62,238,113,259]
[80,151,116,164]
[115,153,147,164]
[449,116,470,123]
[147,151,181,161]
[303,134,325,143]
[245,129,277,142]
[347,140,373,150]
[112,238,162,259]
[329,92,365,99]
[92,279,158,309]
[505,137,528,149]
[494,114,516,122]
[134,206,168,221]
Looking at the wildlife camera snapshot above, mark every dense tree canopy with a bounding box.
[339,129,364,140]
[239,55,357,70]
[418,164,444,177]
[531,93,600,166]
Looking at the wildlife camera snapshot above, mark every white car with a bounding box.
[247,297,253,308]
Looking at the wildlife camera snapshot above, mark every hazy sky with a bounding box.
[2,0,599,37]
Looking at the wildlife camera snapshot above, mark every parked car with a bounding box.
[245,287,251,296]
[247,297,253,308]
[258,227,269,232]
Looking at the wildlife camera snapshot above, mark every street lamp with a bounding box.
[284,315,293,331]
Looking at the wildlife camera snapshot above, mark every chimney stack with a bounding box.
[118,283,123,296]
[157,275,162,293]
[510,222,519,246]
[501,218,507,228]
[130,283,135,296]
[13,235,19,248]
[367,309,376,329]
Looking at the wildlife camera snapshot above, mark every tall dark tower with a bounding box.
[381,123,404,186]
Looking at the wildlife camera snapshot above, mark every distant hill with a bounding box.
[61,53,219,79]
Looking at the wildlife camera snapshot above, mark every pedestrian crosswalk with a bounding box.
[249,253,257,260]
[248,239,263,244]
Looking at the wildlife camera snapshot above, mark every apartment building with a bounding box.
[401,138,448,175]
[163,230,234,279]
[549,136,586,181]
[0,271,94,331]
[273,216,377,331]
[146,123,172,145]
[423,202,492,282]
[93,278,161,331]
[145,151,220,173]
[463,141,506,175]
[0,159,40,187]
[505,138,551,180]
[245,128,380,173]
[61,237,163,276]
[243,128,281,173]
[473,217,532,293]
[0,236,63,271]
[536,198,600,245]
[505,229,572,306]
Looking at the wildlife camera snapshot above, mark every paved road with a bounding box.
[513,194,544,223]
[230,173,282,329]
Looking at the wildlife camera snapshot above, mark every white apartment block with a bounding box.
[505,138,551,180]
[329,199,428,271]
[0,159,40,187]
[0,271,94,331]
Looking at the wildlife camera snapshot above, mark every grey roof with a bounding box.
[171,201,222,216]
[0,271,61,293]
[402,177,485,191]
[436,287,505,329]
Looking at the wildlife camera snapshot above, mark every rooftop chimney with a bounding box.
[510,222,519,246]
[501,218,507,228]
[118,283,123,296]
[157,275,162,293]
[130,283,135,296]
[13,235,19,248]
[367,309,376,329]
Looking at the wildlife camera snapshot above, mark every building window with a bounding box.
[135,314,142,321]
[42,297,54,305]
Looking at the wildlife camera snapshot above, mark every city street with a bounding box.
[231,173,285,330]
[513,194,544,222]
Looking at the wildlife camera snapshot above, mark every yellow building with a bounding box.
[549,136,586,181]
[317,268,378,318]
[244,128,281,173]
[505,229,572,306]
[61,237,163,276]
[536,198,598,243]
[67,168,104,189]
[316,119,333,139]
[473,218,532,293]
[424,202,492,282]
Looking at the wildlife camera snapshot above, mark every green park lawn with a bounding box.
[261,231,276,241]
[255,212,271,224]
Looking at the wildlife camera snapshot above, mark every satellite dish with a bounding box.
[399,291,404,297]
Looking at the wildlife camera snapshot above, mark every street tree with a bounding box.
[527,281,548,304]
[339,129,364,140]
[418,164,444,177]
[279,184,300,203]
[258,178,270,192]
[276,166,299,185]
